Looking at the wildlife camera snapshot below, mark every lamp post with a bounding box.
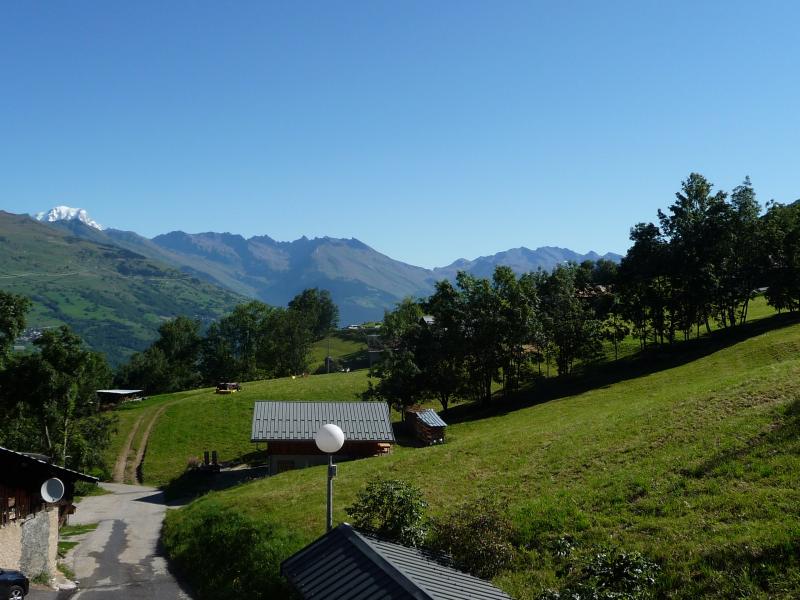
[314,423,345,532]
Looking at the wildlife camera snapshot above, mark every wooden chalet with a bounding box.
[0,446,97,578]
[405,407,447,445]
[251,401,395,474]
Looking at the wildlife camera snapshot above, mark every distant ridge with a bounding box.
[433,246,623,280]
[27,207,623,327]
[0,212,244,364]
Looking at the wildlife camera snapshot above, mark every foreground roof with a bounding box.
[251,401,395,443]
[281,523,513,600]
[0,445,98,484]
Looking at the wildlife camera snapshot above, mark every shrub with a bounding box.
[429,497,516,579]
[345,478,428,547]
[162,499,303,598]
[537,547,660,600]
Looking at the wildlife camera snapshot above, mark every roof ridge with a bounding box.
[341,525,434,600]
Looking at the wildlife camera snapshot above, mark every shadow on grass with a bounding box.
[162,451,271,501]
[684,396,800,479]
[443,312,800,426]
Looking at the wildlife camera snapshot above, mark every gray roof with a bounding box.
[0,445,98,483]
[417,409,447,428]
[281,523,513,600]
[251,401,395,443]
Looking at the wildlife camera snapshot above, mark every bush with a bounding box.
[429,497,516,579]
[345,478,428,547]
[537,547,660,600]
[162,498,303,598]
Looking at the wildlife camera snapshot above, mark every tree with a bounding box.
[346,478,428,547]
[762,200,800,312]
[0,291,30,365]
[117,316,202,393]
[270,308,313,376]
[456,272,504,403]
[0,326,113,472]
[288,288,339,340]
[538,265,603,376]
[419,280,467,412]
[200,301,277,383]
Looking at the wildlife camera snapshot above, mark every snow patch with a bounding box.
[34,205,105,230]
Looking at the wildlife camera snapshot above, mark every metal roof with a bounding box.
[251,401,395,443]
[281,523,514,600]
[417,409,447,428]
[0,445,99,483]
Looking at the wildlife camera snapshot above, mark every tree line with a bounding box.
[0,292,113,473]
[366,174,800,415]
[115,287,339,393]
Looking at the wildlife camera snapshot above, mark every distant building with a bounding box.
[281,523,513,600]
[250,401,395,474]
[96,389,143,408]
[0,446,97,578]
[420,315,436,326]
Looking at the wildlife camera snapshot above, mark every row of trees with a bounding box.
[367,174,800,414]
[116,288,339,393]
[364,262,616,413]
[0,291,113,473]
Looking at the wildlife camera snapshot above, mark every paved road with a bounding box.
[30,483,192,600]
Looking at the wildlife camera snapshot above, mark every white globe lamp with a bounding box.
[315,423,345,531]
[314,423,345,454]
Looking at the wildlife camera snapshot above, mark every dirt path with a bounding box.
[127,405,168,484]
[112,415,144,483]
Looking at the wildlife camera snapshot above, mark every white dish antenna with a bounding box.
[41,478,65,503]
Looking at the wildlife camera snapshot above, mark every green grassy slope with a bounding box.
[163,314,800,599]
[140,371,369,487]
[0,212,245,364]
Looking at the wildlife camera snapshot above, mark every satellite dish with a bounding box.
[41,478,65,503]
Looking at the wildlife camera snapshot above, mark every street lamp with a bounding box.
[314,423,345,532]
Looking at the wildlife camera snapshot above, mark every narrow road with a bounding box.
[59,483,192,599]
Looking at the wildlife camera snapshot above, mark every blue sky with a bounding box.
[2,1,799,268]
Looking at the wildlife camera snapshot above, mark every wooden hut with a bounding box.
[251,401,395,474]
[405,407,447,445]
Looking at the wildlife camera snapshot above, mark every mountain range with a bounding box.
[3,207,622,362]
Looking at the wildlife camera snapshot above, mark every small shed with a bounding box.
[251,401,395,474]
[0,446,97,578]
[96,389,143,408]
[405,407,447,445]
[281,523,513,600]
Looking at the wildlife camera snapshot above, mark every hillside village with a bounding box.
[1,177,800,598]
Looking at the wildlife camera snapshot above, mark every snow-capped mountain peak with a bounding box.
[34,206,105,230]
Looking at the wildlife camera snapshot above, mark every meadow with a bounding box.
[153,308,800,598]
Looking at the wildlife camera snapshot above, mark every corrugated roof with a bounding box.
[417,409,447,428]
[281,524,514,600]
[0,445,99,483]
[251,401,395,443]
